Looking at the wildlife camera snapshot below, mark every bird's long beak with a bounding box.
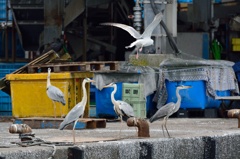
[103,82,113,88]
[90,80,95,83]
[184,86,192,89]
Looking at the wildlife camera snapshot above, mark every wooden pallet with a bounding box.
[13,117,106,129]
[27,61,120,73]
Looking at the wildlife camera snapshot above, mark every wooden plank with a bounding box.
[13,118,106,130]
[27,61,120,73]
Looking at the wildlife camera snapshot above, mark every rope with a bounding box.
[13,135,73,159]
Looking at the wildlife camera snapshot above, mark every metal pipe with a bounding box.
[127,117,150,137]
[150,0,180,55]
[133,0,142,33]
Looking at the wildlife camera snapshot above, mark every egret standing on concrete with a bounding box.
[101,12,163,59]
[59,78,94,144]
[46,68,66,118]
[103,83,135,137]
[149,85,191,137]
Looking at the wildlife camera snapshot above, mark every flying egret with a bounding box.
[149,85,191,138]
[59,78,94,144]
[101,12,163,59]
[46,68,66,118]
[103,82,135,137]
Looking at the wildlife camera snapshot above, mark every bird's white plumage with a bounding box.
[101,12,163,51]
[141,12,163,38]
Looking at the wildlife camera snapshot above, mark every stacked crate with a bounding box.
[122,83,146,118]
[232,38,240,52]
[0,0,6,22]
[0,63,26,116]
[233,62,240,83]
[0,0,12,22]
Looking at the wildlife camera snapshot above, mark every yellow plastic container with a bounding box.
[232,38,240,45]
[6,72,93,118]
[233,45,240,51]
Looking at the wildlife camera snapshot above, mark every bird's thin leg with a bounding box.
[118,116,123,139]
[136,50,139,59]
[60,104,63,118]
[133,118,138,137]
[52,101,56,118]
[164,117,171,138]
[72,120,78,144]
[162,117,166,137]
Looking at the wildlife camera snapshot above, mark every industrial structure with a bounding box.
[0,0,239,62]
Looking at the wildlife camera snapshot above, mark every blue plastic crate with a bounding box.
[95,83,122,119]
[0,62,26,69]
[0,91,11,111]
[0,63,26,78]
[146,93,157,118]
[236,72,240,82]
[166,80,230,109]
[177,0,192,3]
[233,62,240,73]
[166,80,207,109]
[0,111,12,116]
[0,11,6,20]
[0,3,6,10]
[207,90,230,108]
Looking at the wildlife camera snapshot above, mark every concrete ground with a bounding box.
[0,118,240,159]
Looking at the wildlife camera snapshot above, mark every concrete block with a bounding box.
[129,54,174,67]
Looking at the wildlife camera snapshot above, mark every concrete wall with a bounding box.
[1,134,240,159]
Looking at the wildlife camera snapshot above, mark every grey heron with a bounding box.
[59,78,94,144]
[101,12,163,59]
[46,68,66,118]
[103,82,135,137]
[149,85,191,138]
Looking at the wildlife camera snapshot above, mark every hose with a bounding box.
[150,0,180,55]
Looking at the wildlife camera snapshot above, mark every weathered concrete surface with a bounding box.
[129,54,174,67]
[0,118,240,159]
